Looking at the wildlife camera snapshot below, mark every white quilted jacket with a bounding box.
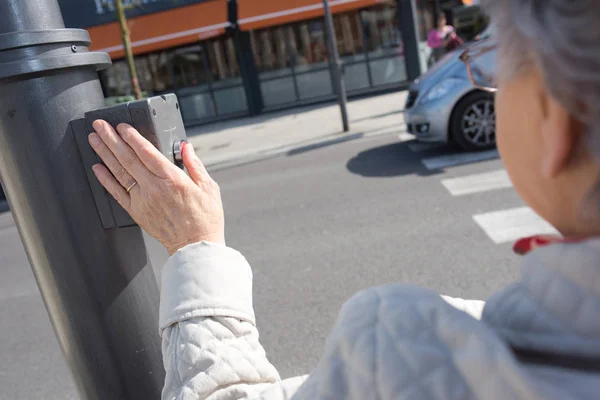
[159,240,600,400]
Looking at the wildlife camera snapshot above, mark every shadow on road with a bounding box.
[287,125,407,158]
[346,141,442,178]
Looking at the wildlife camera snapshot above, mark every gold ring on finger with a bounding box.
[125,180,137,193]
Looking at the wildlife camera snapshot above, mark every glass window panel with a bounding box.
[214,86,248,115]
[171,45,212,89]
[297,70,333,100]
[258,68,294,80]
[135,57,153,94]
[209,39,229,80]
[416,0,436,42]
[252,28,292,73]
[343,63,370,92]
[212,76,243,90]
[114,61,132,95]
[369,57,407,85]
[225,37,239,77]
[179,92,216,121]
[292,23,313,67]
[306,20,328,64]
[361,4,403,55]
[260,78,297,107]
[100,61,120,97]
[334,13,364,59]
[201,36,243,84]
[100,50,176,97]
[147,52,173,92]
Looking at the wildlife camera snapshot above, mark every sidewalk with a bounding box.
[186,91,410,170]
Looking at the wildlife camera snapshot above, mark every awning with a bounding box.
[88,0,228,59]
[238,0,387,31]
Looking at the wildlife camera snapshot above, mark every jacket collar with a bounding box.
[513,235,590,255]
[484,237,600,358]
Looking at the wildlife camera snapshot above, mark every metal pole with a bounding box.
[0,1,165,399]
[401,0,424,81]
[322,0,350,132]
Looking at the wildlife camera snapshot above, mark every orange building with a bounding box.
[57,0,476,125]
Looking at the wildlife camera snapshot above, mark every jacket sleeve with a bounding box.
[159,241,307,400]
[440,294,485,320]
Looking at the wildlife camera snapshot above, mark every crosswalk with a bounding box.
[400,134,560,245]
[441,169,511,196]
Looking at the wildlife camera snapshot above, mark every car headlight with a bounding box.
[422,78,463,103]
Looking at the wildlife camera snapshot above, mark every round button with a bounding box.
[173,140,186,164]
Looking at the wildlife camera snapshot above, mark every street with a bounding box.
[0,132,547,399]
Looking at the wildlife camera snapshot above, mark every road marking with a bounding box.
[422,149,499,170]
[441,169,512,196]
[408,142,444,153]
[398,132,415,142]
[473,207,559,244]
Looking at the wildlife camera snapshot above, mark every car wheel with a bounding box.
[450,91,496,151]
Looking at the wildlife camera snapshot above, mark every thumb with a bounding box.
[182,142,210,184]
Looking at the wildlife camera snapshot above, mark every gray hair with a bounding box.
[483,0,600,153]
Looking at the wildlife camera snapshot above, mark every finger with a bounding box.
[92,120,150,182]
[92,164,131,211]
[182,142,211,185]
[89,132,137,189]
[116,123,174,178]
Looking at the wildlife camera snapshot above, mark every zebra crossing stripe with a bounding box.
[398,132,415,142]
[421,149,499,170]
[441,169,512,196]
[472,207,559,244]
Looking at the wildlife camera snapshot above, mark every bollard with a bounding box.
[0,0,165,399]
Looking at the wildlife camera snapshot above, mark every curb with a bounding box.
[205,127,410,172]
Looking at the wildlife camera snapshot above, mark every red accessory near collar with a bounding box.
[513,235,588,255]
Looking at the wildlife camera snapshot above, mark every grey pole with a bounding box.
[0,1,165,399]
[322,0,350,132]
[400,0,424,81]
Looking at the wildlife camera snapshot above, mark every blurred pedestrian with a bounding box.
[88,0,600,397]
[427,14,460,63]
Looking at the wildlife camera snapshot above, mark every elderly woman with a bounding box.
[88,0,600,398]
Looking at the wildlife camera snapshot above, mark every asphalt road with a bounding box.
[0,133,527,399]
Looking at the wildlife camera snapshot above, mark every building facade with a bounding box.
[57,0,483,126]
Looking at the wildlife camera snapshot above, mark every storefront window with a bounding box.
[99,34,247,122]
[99,3,409,121]
[171,46,211,89]
[249,3,406,109]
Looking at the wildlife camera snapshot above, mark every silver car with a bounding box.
[404,33,497,150]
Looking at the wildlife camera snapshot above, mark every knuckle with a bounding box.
[117,123,133,137]
[206,178,220,192]
[140,142,153,154]
[114,167,129,182]
[171,178,187,193]
[120,151,137,169]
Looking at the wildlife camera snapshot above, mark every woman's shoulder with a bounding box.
[335,284,476,336]
[291,284,537,399]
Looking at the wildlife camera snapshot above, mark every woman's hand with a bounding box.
[88,120,225,255]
